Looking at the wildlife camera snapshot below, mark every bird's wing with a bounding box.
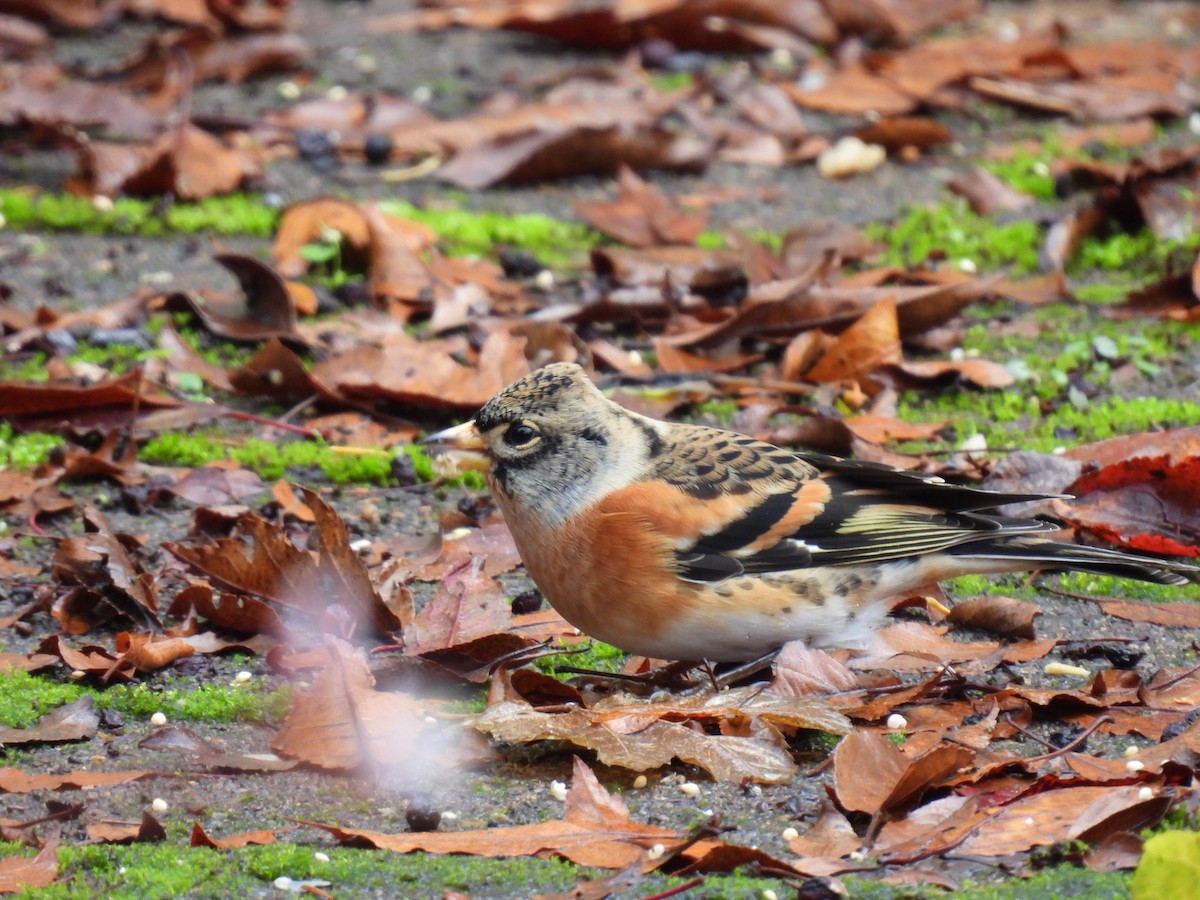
[630,425,1058,582]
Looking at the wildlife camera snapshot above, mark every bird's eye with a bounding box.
[503,422,539,448]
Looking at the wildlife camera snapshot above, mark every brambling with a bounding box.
[425,363,1197,662]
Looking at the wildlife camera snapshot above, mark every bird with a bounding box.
[424,362,1198,662]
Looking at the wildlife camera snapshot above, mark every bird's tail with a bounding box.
[950,537,1198,586]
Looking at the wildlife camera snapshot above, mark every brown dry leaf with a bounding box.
[1097,600,1200,629]
[948,168,1035,215]
[473,687,848,784]
[0,697,97,745]
[1058,454,1200,557]
[165,488,401,637]
[784,65,916,116]
[402,557,515,655]
[804,296,902,389]
[72,125,262,199]
[271,638,450,771]
[946,596,1041,640]
[0,370,179,431]
[0,70,160,138]
[952,785,1172,858]
[115,28,311,89]
[314,329,531,410]
[162,254,298,341]
[878,358,1015,390]
[843,414,945,445]
[190,823,279,848]
[167,584,286,637]
[0,832,59,893]
[295,756,679,867]
[86,812,166,844]
[574,165,707,247]
[140,725,295,772]
[51,509,159,628]
[591,244,745,295]
[435,105,711,189]
[769,642,859,696]
[169,466,266,506]
[0,768,161,793]
[854,117,952,154]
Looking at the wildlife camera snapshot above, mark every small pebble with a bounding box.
[1123,745,1139,758]
[234,671,252,684]
[150,712,167,727]
[534,269,555,291]
[782,827,799,840]
[633,775,648,789]
[1138,787,1154,801]
[848,850,866,862]
[958,258,977,274]
[411,84,433,104]
[1126,759,1145,772]
[151,798,169,813]
[326,85,348,101]
[886,713,908,730]
[763,891,780,900]
[549,780,568,802]
[92,194,115,213]
[679,782,701,797]
[647,843,665,860]
[313,852,330,863]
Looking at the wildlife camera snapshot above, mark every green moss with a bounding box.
[376,200,598,265]
[398,443,486,489]
[1072,227,1199,279]
[0,190,279,238]
[0,353,53,383]
[0,423,63,470]
[865,199,1041,273]
[98,681,290,724]
[532,641,627,679]
[0,670,289,728]
[139,432,395,485]
[649,71,695,91]
[981,150,1058,201]
[0,669,87,728]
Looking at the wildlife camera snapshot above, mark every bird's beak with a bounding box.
[421,420,490,474]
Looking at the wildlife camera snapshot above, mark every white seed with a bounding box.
[769,48,793,68]
[326,85,348,101]
[278,81,301,100]
[234,671,252,684]
[886,713,908,730]
[411,85,433,105]
[534,269,555,291]
[763,891,780,900]
[1032,161,1051,177]
[679,782,701,797]
[1138,787,1154,801]
[1126,759,1145,772]
[848,850,866,862]
[151,798,169,813]
[817,137,887,179]
[782,827,799,840]
[92,195,115,213]
[549,780,568,802]
[995,20,1020,42]
[1025,817,1035,826]
[633,775,648,789]
[349,538,372,553]
[1043,662,1090,677]
[647,843,665,860]
[949,347,965,361]
[959,433,988,453]
[957,258,977,274]
[1123,745,1140,758]
[150,712,168,727]
[441,811,458,821]
[70,670,86,680]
